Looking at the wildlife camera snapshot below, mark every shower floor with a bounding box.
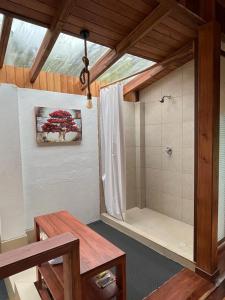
[101,207,194,269]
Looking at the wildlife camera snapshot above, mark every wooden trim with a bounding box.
[29,0,74,83]
[195,21,220,278]
[0,15,12,68]
[123,42,193,95]
[82,0,177,89]
[0,232,78,279]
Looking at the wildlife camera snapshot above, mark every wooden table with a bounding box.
[35,210,126,300]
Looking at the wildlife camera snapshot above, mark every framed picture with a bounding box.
[35,107,82,144]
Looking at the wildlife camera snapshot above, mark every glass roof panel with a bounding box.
[4,19,47,67]
[43,33,109,76]
[100,54,155,83]
[0,14,3,32]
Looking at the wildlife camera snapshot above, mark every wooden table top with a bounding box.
[35,211,125,276]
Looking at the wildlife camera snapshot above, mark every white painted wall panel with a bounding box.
[18,88,100,229]
[0,84,25,240]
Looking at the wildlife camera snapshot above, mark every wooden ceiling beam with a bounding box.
[29,0,73,83]
[81,0,178,90]
[123,42,194,96]
[0,15,12,68]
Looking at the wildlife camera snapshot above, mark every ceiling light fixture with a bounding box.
[79,29,92,109]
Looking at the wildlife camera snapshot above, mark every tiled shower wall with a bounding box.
[139,61,195,225]
[122,101,137,209]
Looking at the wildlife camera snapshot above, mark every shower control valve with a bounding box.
[165,146,172,156]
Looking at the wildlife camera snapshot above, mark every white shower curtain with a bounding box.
[100,84,126,220]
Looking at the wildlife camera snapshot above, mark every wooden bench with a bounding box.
[35,210,126,300]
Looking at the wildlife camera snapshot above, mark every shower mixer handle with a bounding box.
[165,146,172,156]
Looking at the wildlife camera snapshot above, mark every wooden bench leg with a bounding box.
[116,256,126,300]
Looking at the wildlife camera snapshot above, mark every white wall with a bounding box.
[0,84,25,241]
[140,61,195,225]
[0,84,100,240]
[18,88,100,229]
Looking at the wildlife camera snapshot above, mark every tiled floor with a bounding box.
[124,207,193,260]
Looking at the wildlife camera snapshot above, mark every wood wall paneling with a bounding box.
[0,65,100,97]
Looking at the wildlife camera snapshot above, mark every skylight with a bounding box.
[43,33,109,77]
[0,14,3,32]
[100,54,155,84]
[2,17,155,84]
[4,19,47,67]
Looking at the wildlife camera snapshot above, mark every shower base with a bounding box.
[101,207,194,270]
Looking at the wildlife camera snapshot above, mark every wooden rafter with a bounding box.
[81,0,178,90]
[123,42,193,96]
[0,15,12,68]
[29,0,74,83]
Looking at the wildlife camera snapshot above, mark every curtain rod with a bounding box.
[99,64,156,89]
[99,44,194,90]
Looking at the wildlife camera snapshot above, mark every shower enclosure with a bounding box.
[100,61,195,268]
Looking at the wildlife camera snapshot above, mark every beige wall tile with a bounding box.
[145,124,162,146]
[162,123,181,148]
[146,188,162,210]
[162,96,182,124]
[181,198,194,225]
[182,174,194,201]
[182,61,194,96]
[149,100,162,124]
[162,170,182,197]
[126,146,136,169]
[146,146,162,169]
[125,126,136,147]
[182,147,194,174]
[161,193,182,220]
[161,69,182,98]
[150,81,162,102]
[183,121,194,148]
[183,94,194,122]
[146,168,162,191]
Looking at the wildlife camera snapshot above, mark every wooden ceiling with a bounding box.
[0,0,220,94]
[0,1,202,54]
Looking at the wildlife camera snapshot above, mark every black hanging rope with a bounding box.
[79,30,92,100]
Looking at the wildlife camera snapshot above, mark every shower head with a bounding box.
[160,96,172,103]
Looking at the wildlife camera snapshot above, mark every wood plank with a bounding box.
[195,20,221,278]
[144,269,213,300]
[0,0,51,28]
[46,72,54,91]
[0,65,6,82]
[5,65,15,84]
[67,76,74,94]
[15,67,24,87]
[29,0,74,83]
[60,74,68,93]
[0,232,78,279]
[0,15,12,68]
[39,71,47,90]
[83,1,177,89]
[39,263,64,300]
[53,73,61,92]
[34,281,51,300]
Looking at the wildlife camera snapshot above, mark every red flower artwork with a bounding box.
[41,110,80,141]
